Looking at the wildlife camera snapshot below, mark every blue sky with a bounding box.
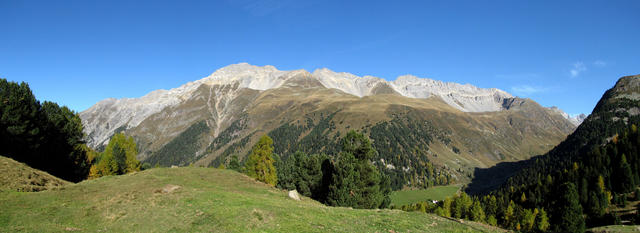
[1,0,639,115]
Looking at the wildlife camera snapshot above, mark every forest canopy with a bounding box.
[0,78,90,182]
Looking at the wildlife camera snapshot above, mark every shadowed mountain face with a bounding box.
[80,63,579,189]
[466,74,640,194]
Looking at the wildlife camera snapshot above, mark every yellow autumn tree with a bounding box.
[88,133,140,179]
[244,135,277,186]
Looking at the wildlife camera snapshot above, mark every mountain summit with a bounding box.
[80,63,580,188]
[81,63,578,147]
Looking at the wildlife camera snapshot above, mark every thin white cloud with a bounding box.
[510,85,547,96]
[570,62,587,78]
[593,60,607,67]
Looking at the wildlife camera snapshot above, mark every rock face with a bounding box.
[79,63,581,186]
[80,63,577,148]
[288,190,301,201]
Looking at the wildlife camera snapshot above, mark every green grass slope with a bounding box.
[587,225,640,233]
[390,185,461,206]
[0,156,69,192]
[0,167,505,232]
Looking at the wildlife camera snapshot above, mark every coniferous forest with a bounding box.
[0,78,90,182]
[273,130,392,209]
[3,75,640,232]
[396,76,640,232]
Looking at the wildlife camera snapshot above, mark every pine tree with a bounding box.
[617,154,635,193]
[228,154,241,172]
[536,208,550,232]
[452,192,472,219]
[1,79,90,182]
[244,135,278,186]
[326,130,391,209]
[521,208,537,232]
[503,200,515,228]
[326,151,358,207]
[470,200,485,222]
[553,182,585,233]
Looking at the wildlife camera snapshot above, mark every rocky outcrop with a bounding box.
[81,63,579,148]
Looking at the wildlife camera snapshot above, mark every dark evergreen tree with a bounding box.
[326,151,359,207]
[616,154,635,193]
[553,182,585,233]
[228,154,241,172]
[275,151,330,200]
[326,130,391,209]
[0,79,90,182]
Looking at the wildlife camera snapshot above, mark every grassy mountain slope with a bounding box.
[0,167,505,232]
[107,73,575,188]
[0,155,69,192]
[199,82,574,187]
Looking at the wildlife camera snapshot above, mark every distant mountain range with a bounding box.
[80,63,582,188]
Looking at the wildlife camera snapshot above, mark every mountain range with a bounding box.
[80,63,584,188]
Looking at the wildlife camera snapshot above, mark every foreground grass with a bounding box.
[587,225,640,233]
[0,167,504,232]
[391,185,460,206]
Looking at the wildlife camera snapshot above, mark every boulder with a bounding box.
[288,190,301,201]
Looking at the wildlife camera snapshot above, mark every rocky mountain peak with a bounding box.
[80,63,582,147]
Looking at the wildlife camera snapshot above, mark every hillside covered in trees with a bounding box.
[396,75,640,232]
[480,75,640,231]
[243,131,392,209]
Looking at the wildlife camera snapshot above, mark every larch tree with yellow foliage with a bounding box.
[89,133,140,179]
[244,135,277,186]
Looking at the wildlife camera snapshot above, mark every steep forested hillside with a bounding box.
[466,75,640,232]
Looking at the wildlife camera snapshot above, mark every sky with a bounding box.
[1,0,639,115]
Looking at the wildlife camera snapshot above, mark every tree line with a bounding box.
[1,78,142,182]
[1,78,90,182]
[235,130,392,209]
[396,123,640,232]
[396,77,640,232]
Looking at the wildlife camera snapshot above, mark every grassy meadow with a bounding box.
[0,167,504,232]
[390,185,461,206]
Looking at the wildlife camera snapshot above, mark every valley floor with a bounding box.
[0,167,505,232]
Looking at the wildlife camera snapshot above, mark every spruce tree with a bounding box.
[554,182,585,233]
[228,154,241,172]
[617,154,635,193]
[536,208,550,232]
[325,130,391,209]
[0,79,90,182]
[470,200,485,222]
